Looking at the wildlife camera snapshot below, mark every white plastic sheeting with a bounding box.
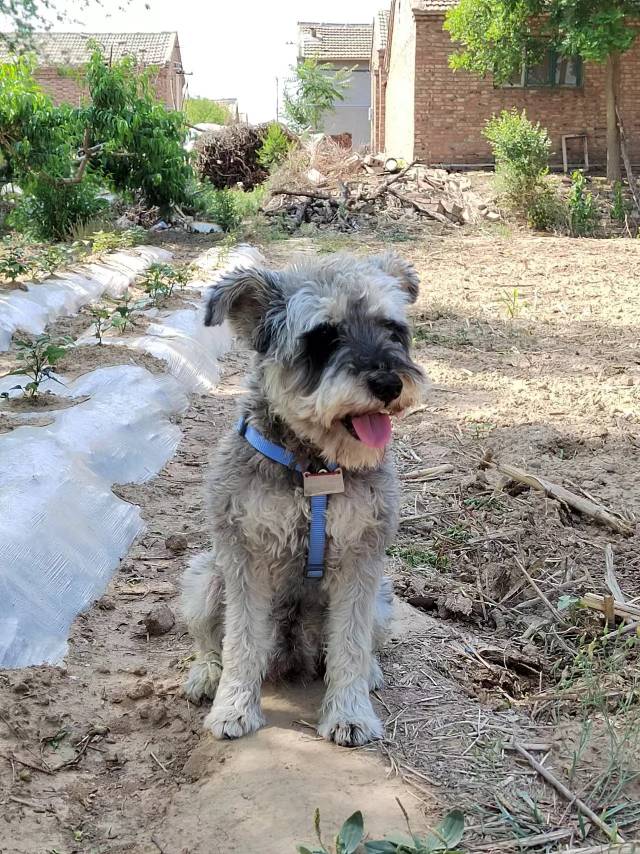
[0,366,188,668]
[0,246,171,352]
[0,242,261,668]
[72,244,263,394]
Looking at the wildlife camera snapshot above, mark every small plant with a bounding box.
[567,170,599,237]
[6,335,69,398]
[205,188,242,232]
[0,245,32,283]
[89,306,112,344]
[140,262,176,306]
[109,291,146,332]
[298,804,465,853]
[386,544,449,571]
[257,123,295,170]
[500,287,524,318]
[32,246,68,278]
[90,228,145,254]
[611,181,628,224]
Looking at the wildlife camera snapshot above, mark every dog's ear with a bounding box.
[371,252,420,304]
[204,267,284,353]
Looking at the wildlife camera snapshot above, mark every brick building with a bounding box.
[374,0,640,166]
[0,32,187,110]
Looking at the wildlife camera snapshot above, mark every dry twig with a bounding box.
[511,741,625,843]
[492,460,634,536]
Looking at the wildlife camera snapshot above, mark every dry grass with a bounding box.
[263,228,640,850]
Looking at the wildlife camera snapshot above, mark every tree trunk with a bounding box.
[606,52,622,182]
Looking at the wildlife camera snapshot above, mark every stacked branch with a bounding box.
[264,143,499,232]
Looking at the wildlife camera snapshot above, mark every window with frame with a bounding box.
[502,48,582,88]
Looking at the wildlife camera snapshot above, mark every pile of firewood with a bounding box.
[264,154,499,232]
[194,123,296,191]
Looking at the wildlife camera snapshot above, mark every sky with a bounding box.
[13,0,384,122]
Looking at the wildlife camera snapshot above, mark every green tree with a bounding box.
[0,48,191,237]
[445,0,640,181]
[283,58,351,133]
[184,97,231,126]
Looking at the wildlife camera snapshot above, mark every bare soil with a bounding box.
[1,226,639,852]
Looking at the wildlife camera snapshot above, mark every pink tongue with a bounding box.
[351,413,393,448]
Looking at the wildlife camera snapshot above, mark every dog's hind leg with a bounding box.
[180,551,225,704]
[369,575,394,690]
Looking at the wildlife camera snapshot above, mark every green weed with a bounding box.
[387,544,449,571]
[298,804,465,853]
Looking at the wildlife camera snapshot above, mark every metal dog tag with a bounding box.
[303,468,344,497]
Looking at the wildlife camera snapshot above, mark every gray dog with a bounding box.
[181,251,426,746]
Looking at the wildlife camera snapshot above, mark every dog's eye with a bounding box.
[302,323,340,366]
[382,320,409,346]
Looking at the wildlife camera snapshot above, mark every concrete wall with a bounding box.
[318,61,371,148]
[384,0,416,160]
[412,14,640,165]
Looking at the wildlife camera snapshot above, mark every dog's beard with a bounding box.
[264,364,427,470]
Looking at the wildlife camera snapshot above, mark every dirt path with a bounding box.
[1,228,639,852]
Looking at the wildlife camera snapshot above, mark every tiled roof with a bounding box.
[0,32,177,66]
[411,0,458,12]
[373,9,390,53]
[298,22,373,61]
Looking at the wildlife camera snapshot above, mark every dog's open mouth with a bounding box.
[342,413,393,448]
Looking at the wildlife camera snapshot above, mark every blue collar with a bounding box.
[237,416,337,581]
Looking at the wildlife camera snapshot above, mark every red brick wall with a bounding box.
[413,14,640,165]
[34,62,184,111]
[371,52,387,153]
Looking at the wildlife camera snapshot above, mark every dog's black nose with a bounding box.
[367,370,403,405]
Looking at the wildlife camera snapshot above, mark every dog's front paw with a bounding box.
[318,693,384,747]
[204,702,265,740]
[318,713,384,747]
[183,654,223,704]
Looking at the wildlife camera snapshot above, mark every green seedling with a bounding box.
[0,246,32,283]
[140,262,176,306]
[89,305,112,344]
[5,335,69,398]
[109,291,146,333]
[500,288,523,319]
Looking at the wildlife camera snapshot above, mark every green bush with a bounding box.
[8,177,108,241]
[484,109,559,230]
[257,123,294,170]
[567,170,599,237]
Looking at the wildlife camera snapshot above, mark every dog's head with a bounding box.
[205,252,427,469]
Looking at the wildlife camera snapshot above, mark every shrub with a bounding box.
[484,109,551,180]
[484,109,559,230]
[8,177,108,242]
[567,170,599,237]
[200,187,242,232]
[257,123,295,170]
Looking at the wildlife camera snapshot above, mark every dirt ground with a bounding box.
[1,225,639,853]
